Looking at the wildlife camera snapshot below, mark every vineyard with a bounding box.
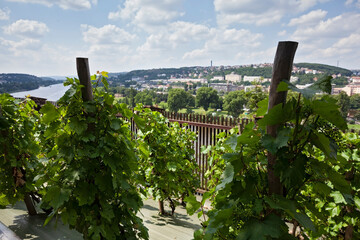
[1,42,360,239]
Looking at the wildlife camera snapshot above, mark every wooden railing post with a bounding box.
[267,41,298,196]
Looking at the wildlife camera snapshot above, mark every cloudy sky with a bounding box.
[0,0,359,76]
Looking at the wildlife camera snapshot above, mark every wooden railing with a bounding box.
[157,111,252,190]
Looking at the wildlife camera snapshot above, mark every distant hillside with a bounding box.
[0,73,59,93]
[40,77,57,81]
[108,72,128,78]
[110,67,199,82]
[294,63,353,76]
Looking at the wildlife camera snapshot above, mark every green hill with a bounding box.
[294,63,352,76]
[0,73,59,93]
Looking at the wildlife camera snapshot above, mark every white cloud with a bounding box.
[278,30,287,36]
[214,0,325,26]
[82,24,136,45]
[136,21,211,60]
[183,28,263,61]
[288,9,327,26]
[291,12,360,41]
[345,0,360,7]
[81,24,137,56]
[6,0,96,10]
[3,19,49,38]
[297,34,360,68]
[0,37,42,55]
[108,0,184,30]
[288,11,360,69]
[0,36,78,75]
[0,8,10,20]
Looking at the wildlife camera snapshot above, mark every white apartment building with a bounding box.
[290,76,299,83]
[351,77,360,84]
[225,73,242,82]
[212,76,224,81]
[168,78,207,84]
[333,84,360,96]
[243,76,261,82]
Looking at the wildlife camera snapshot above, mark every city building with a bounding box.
[332,84,360,96]
[209,83,243,92]
[211,76,224,81]
[225,73,242,82]
[243,76,261,82]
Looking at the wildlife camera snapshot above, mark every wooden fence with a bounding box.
[159,111,252,190]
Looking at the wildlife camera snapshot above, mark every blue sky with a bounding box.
[0,0,359,76]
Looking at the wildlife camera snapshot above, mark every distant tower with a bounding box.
[211,60,213,67]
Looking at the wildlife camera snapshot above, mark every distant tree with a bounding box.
[354,111,360,121]
[135,90,153,105]
[210,97,223,109]
[168,89,190,112]
[125,88,137,107]
[223,90,247,117]
[245,87,267,111]
[332,76,348,86]
[335,91,350,119]
[350,94,360,110]
[195,87,219,111]
[187,94,195,108]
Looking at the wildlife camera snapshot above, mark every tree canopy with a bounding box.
[195,87,219,111]
[350,94,360,110]
[223,90,247,117]
[168,88,193,112]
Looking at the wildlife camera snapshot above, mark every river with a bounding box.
[11,83,70,102]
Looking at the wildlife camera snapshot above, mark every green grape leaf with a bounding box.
[330,191,347,204]
[311,96,347,130]
[237,214,288,240]
[167,162,177,171]
[257,100,295,127]
[354,196,360,209]
[69,117,87,135]
[110,118,122,130]
[312,182,331,198]
[216,163,234,191]
[40,102,60,124]
[262,128,290,154]
[44,186,71,209]
[256,98,268,117]
[276,81,289,92]
[225,134,238,151]
[100,202,115,222]
[293,212,316,232]
[328,170,351,194]
[184,195,201,215]
[310,132,338,159]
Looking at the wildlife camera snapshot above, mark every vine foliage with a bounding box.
[38,74,148,239]
[0,95,40,207]
[186,77,360,239]
[135,107,199,215]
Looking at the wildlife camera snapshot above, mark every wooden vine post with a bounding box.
[267,41,298,196]
[76,57,93,101]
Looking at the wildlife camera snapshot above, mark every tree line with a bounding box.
[109,84,360,121]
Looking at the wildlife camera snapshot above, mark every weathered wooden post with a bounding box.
[267,41,298,196]
[24,193,37,215]
[76,57,93,101]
